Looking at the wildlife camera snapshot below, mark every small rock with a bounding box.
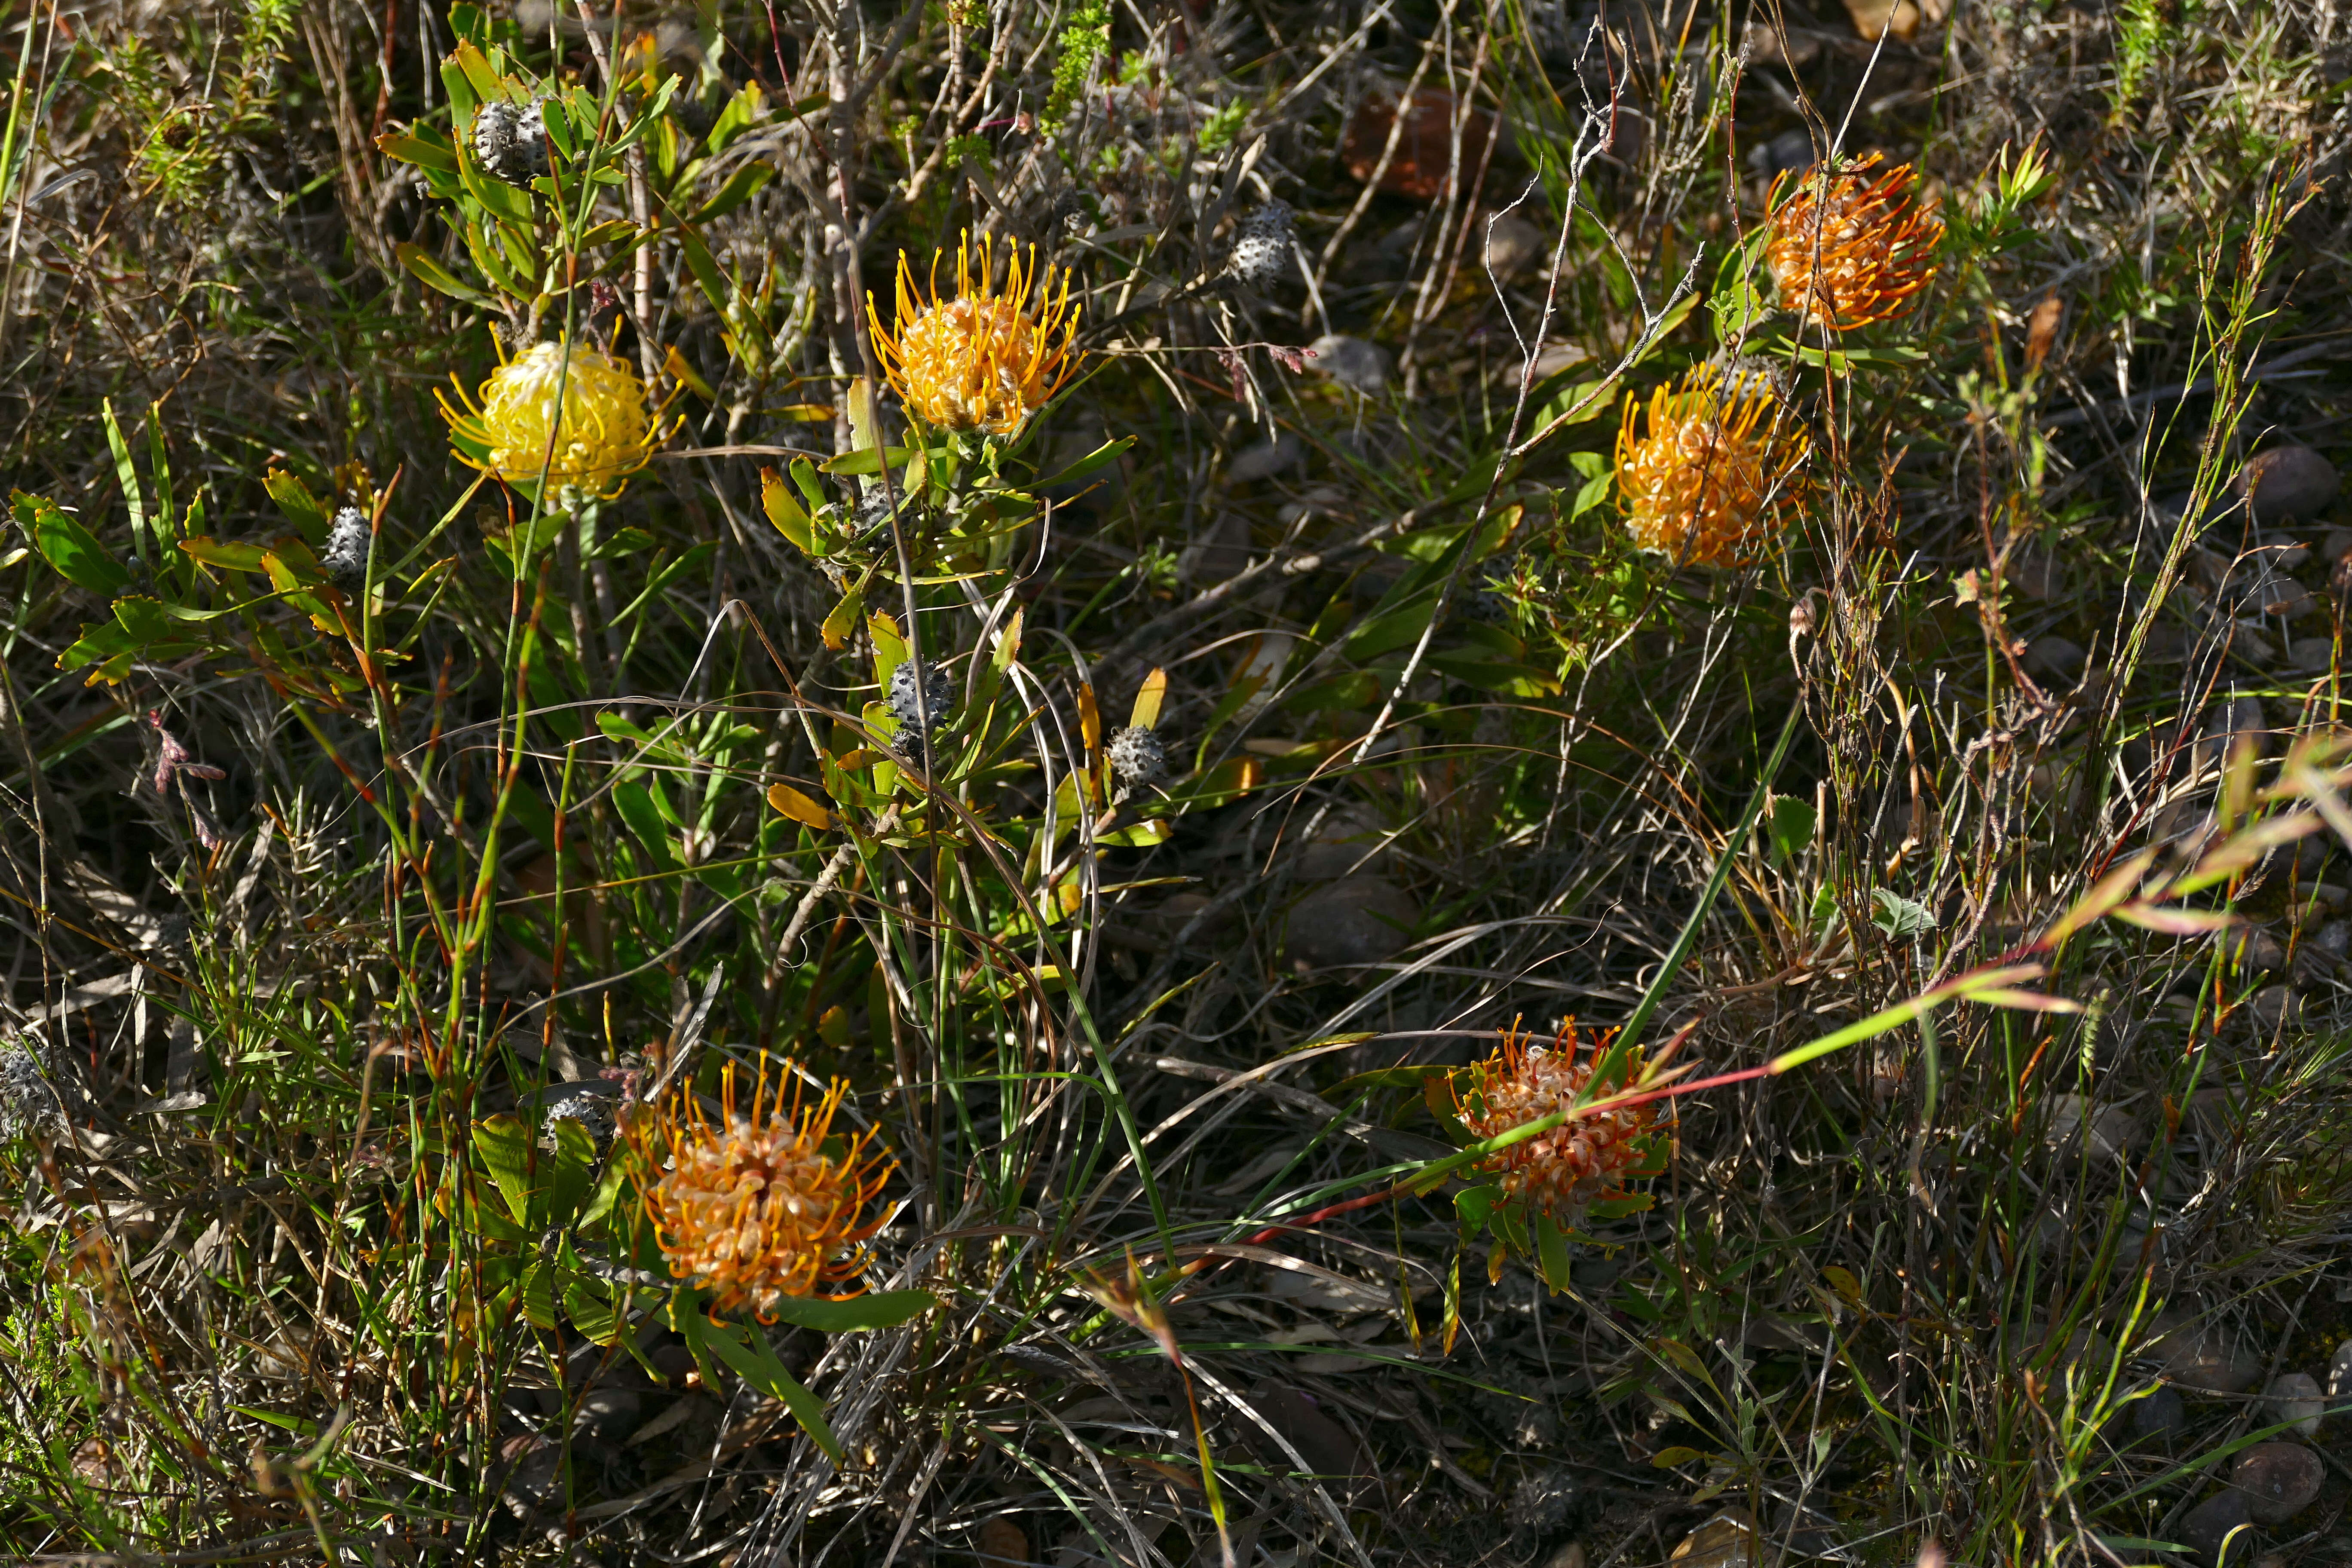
[1482,212,1547,279]
[2044,1095,2136,1162]
[2324,525,2352,562]
[2246,984,2301,1032]
[2131,1384,2186,1446]
[1741,23,1822,70]
[1228,434,1304,484]
[2259,577,2316,620]
[1508,1466,1580,1538]
[2262,1372,2323,1437]
[2024,635,2087,681]
[2236,445,2340,524]
[977,1516,1032,1565]
[2232,619,2277,662]
[1243,1381,1378,1500]
[2261,534,2312,569]
[2228,927,2288,972]
[2310,920,2352,965]
[1306,334,1392,395]
[573,1385,642,1440]
[2143,1311,2264,1393]
[2179,1488,2257,1567]
[2231,1441,2324,1525]
[2009,548,2061,600]
[1541,1545,1589,1568]
[1749,128,1817,176]
[1285,876,1420,970]
[2286,635,2337,671]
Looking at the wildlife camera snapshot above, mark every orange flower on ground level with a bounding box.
[868,231,1080,436]
[1455,1026,1660,1226]
[631,1061,892,1320]
[1615,368,1808,569]
[437,339,663,501]
[1764,153,1943,331]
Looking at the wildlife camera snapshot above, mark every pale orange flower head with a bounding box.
[437,338,663,502]
[1764,153,1943,332]
[869,231,1080,436]
[1615,366,1809,569]
[629,1060,893,1320]
[1455,1024,1660,1226]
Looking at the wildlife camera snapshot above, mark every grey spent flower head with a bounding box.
[1107,726,1165,786]
[322,506,371,587]
[0,1039,62,1140]
[473,98,550,186]
[1228,200,1295,287]
[888,659,955,733]
[539,1085,617,1152]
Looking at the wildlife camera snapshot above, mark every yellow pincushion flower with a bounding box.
[868,231,1079,435]
[1764,153,1943,332]
[438,339,662,501]
[1615,368,1808,569]
[630,1061,892,1321]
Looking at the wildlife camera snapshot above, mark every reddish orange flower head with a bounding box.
[1764,153,1943,332]
[1456,1025,1660,1225]
[631,1061,892,1320]
[1616,366,1808,569]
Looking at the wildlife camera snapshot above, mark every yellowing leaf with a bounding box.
[1130,667,1167,731]
[767,782,834,831]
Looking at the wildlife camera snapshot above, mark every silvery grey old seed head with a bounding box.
[473,99,550,186]
[322,506,371,587]
[0,1038,62,1141]
[1227,200,1295,287]
[888,660,954,732]
[1107,726,1164,787]
[539,1084,617,1152]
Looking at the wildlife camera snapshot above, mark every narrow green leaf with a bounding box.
[758,1290,936,1333]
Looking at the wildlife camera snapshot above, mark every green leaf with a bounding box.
[545,1117,598,1228]
[761,467,815,553]
[692,162,775,224]
[376,125,459,172]
[678,224,728,314]
[697,1319,844,1460]
[19,492,129,596]
[263,467,329,544]
[758,1290,936,1333]
[1870,888,1937,939]
[562,1268,624,1344]
[819,445,914,477]
[178,536,269,573]
[1764,795,1816,867]
[472,1114,537,1225]
[518,1259,559,1330]
[397,241,496,307]
[56,619,139,678]
[111,596,172,642]
[1035,435,1136,490]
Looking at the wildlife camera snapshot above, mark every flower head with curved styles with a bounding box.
[1455,1024,1660,1227]
[1764,153,1943,332]
[631,1061,892,1320]
[1615,367,1808,569]
[438,339,662,501]
[869,232,1079,436]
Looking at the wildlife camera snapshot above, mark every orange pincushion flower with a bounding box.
[1456,1025,1660,1225]
[632,1061,893,1320]
[868,230,1080,435]
[1616,367,1808,568]
[1764,153,1943,331]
